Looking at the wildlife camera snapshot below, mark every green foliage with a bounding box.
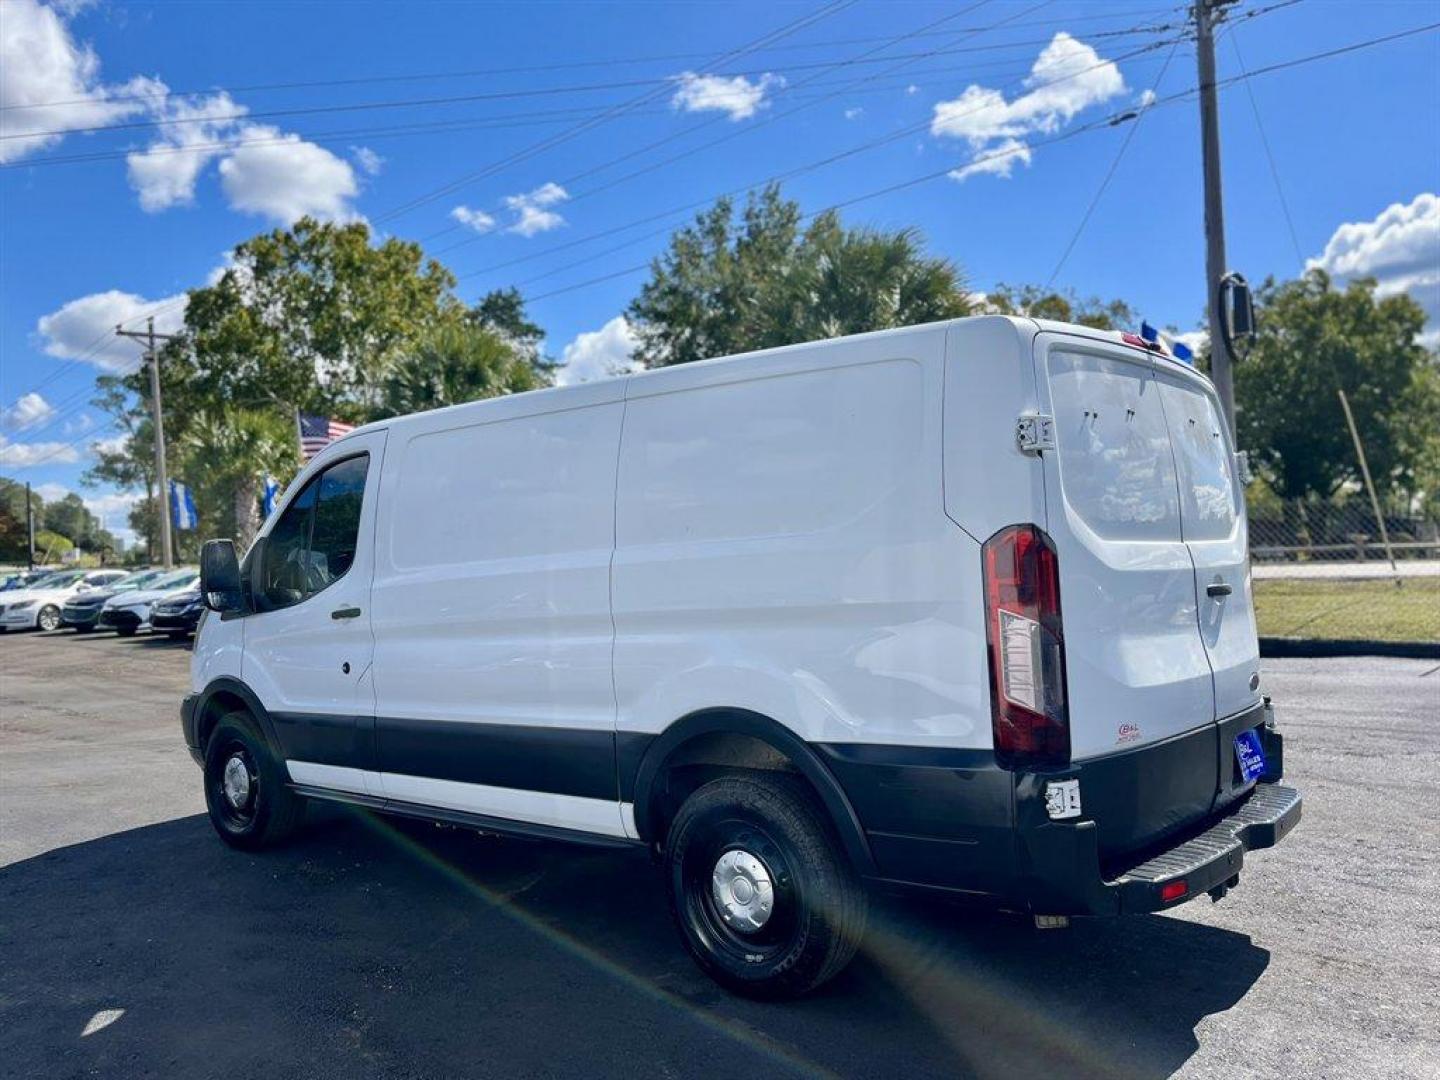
[375,320,549,420]
[80,217,553,547]
[33,529,73,561]
[0,478,40,562]
[628,184,971,367]
[984,283,1138,330]
[1233,269,1437,501]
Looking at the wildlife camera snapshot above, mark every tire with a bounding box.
[203,711,304,851]
[665,774,867,999]
[37,605,61,632]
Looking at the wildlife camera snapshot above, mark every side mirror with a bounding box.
[1220,272,1256,351]
[201,539,246,614]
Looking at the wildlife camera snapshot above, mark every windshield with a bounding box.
[114,569,166,593]
[33,570,85,589]
[152,568,199,590]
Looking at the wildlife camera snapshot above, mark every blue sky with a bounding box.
[2,0,1437,546]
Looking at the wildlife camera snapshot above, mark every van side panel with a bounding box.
[940,317,1047,544]
[368,383,627,836]
[612,331,987,752]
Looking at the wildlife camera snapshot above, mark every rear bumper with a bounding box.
[1019,780,1301,915]
[820,706,1299,913]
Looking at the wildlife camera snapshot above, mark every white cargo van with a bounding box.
[185,316,1300,997]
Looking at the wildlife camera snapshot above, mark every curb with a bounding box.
[1260,636,1440,660]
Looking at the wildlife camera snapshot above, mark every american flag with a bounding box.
[299,413,356,462]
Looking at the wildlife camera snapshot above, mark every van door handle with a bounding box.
[331,606,362,620]
[1206,583,1232,598]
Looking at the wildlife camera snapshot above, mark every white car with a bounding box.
[0,568,129,632]
[97,568,199,636]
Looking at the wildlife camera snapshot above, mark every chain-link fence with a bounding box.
[1247,493,1439,643]
[1248,495,1440,564]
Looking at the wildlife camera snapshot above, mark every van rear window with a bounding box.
[1157,376,1239,541]
[1046,350,1181,541]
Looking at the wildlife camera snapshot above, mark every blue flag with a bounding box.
[1140,321,1160,344]
[261,474,281,518]
[1172,340,1194,364]
[169,479,198,531]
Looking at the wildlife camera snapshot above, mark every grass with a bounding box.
[1252,576,1440,642]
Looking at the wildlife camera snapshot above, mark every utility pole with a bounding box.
[116,317,180,568]
[25,481,35,570]
[1195,0,1238,440]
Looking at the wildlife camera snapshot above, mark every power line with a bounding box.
[428,0,1032,249]
[369,0,864,225]
[1228,24,1304,263]
[445,31,1182,275]
[1045,38,1183,288]
[0,7,1184,114]
[505,20,1440,308]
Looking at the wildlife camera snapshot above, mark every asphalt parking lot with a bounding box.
[1,630,1436,1080]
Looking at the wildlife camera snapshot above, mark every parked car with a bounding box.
[97,568,199,636]
[1,569,56,592]
[151,588,204,638]
[0,568,129,632]
[184,316,1301,998]
[61,567,167,631]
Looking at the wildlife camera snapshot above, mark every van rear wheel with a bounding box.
[203,711,303,851]
[665,774,866,998]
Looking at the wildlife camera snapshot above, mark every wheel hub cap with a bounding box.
[711,849,775,933]
[221,755,252,809]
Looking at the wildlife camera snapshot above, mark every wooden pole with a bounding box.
[1337,389,1400,584]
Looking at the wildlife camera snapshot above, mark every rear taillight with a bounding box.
[982,524,1069,768]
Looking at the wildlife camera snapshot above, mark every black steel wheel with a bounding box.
[665,774,866,998]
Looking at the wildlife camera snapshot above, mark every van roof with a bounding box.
[331,314,1207,446]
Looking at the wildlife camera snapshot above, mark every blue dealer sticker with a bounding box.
[1235,729,1267,784]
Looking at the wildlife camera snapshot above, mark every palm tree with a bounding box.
[376,320,548,419]
[178,408,298,551]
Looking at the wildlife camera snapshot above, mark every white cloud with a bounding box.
[218,126,359,223]
[0,434,80,466]
[557,316,637,386]
[351,145,384,175]
[671,72,784,121]
[2,392,57,432]
[1137,88,1157,108]
[36,288,188,372]
[1306,193,1440,347]
[1173,329,1209,355]
[504,181,569,237]
[932,32,1126,183]
[844,107,864,121]
[125,89,241,211]
[905,84,920,96]
[0,3,360,222]
[89,433,127,458]
[35,482,70,502]
[451,205,496,233]
[0,0,155,164]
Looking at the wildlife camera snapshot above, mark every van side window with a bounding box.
[260,453,369,610]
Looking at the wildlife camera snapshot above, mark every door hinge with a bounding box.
[1016,413,1055,454]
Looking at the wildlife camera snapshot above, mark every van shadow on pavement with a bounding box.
[0,807,1269,1079]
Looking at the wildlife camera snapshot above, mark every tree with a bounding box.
[80,217,553,549]
[984,283,1138,330]
[1233,269,1437,502]
[0,478,41,562]
[628,185,971,367]
[176,408,299,553]
[375,321,549,420]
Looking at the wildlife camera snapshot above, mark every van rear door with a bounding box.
[1030,333,1215,760]
[1153,365,1261,720]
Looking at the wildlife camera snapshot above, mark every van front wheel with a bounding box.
[665,774,866,998]
[203,711,303,851]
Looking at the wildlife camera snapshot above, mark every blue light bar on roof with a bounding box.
[1140,321,1160,344]
[1172,340,1194,364]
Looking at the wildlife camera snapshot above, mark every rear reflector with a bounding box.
[982,524,1069,768]
[1160,880,1188,903]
